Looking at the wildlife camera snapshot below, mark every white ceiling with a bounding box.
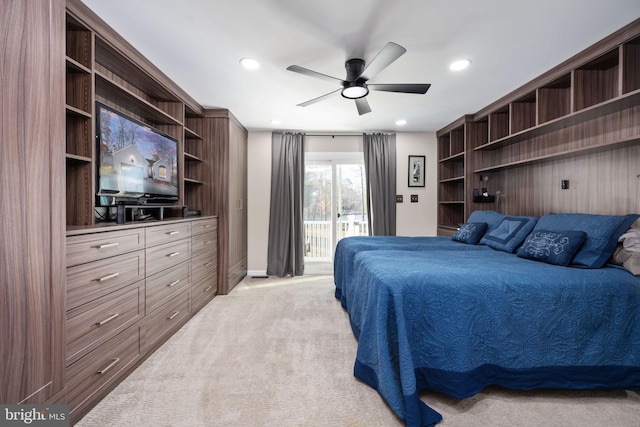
[80,0,640,133]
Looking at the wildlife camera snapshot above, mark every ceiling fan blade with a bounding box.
[286,65,344,85]
[355,97,372,115]
[297,88,341,107]
[368,83,431,94]
[358,42,406,81]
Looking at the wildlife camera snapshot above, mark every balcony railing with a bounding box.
[304,219,369,261]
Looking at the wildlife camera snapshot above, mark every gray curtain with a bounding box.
[363,132,396,236]
[266,132,305,277]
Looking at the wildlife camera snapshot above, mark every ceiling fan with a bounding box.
[287,42,430,115]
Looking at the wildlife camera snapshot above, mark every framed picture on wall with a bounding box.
[408,155,425,187]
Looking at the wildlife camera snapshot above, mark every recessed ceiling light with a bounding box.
[449,59,471,71]
[395,119,407,126]
[240,57,260,70]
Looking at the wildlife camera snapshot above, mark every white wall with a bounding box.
[246,131,437,274]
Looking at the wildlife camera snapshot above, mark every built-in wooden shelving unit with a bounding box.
[437,18,640,234]
[64,9,214,227]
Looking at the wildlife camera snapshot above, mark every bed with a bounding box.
[334,211,640,427]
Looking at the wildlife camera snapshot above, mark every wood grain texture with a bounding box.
[1,0,66,404]
[202,110,248,295]
[66,325,141,417]
[66,283,143,365]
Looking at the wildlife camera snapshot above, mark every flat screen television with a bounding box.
[96,102,179,205]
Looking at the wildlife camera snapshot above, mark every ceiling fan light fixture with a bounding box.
[341,82,369,99]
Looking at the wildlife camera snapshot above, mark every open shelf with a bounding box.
[538,73,571,124]
[573,49,619,111]
[95,71,182,127]
[623,36,640,94]
[94,36,183,120]
[438,203,464,231]
[438,180,465,202]
[474,89,640,151]
[489,106,509,142]
[474,135,640,173]
[510,91,536,133]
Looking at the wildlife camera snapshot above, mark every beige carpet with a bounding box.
[76,275,640,427]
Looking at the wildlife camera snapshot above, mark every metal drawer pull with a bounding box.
[97,358,120,375]
[205,240,212,245]
[167,231,180,235]
[168,279,180,287]
[97,313,119,326]
[204,224,212,228]
[204,262,212,267]
[204,286,212,292]
[168,311,180,320]
[97,272,120,282]
[167,252,180,257]
[96,242,119,249]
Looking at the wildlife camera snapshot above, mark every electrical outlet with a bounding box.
[396,195,403,203]
[410,194,418,203]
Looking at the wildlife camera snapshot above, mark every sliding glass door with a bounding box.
[304,156,367,272]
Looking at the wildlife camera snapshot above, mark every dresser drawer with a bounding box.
[191,249,217,284]
[67,325,140,414]
[145,239,191,276]
[143,292,190,352]
[191,230,217,257]
[67,250,145,310]
[145,260,190,313]
[191,217,217,236]
[145,222,191,247]
[67,228,145,267]
[191,275,217,312]
[67,283,143,365]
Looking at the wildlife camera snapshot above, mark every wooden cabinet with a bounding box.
[437,18,640,229]
[1,0,66,405]
[65,325,141,418]
[65,228,145,419]
[3,0,232,420]
[65,217,217,422]
[191,218,218,312]
[200,110,248,295]
[142,223,192,353]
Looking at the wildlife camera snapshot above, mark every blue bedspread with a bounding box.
[334,236,491,307]
[334,237,640,427]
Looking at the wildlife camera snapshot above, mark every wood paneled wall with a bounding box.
[493,143,640,217]
[1,0,66,404]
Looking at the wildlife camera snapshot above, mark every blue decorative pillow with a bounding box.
[452,222,488,245]
[534,213,639,268]
[466,210,505,234]
[517,230,587,266]
[480,216,538,253]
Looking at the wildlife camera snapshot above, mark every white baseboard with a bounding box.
[247,270,267,277]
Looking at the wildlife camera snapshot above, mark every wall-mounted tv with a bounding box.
[96,102,179,205]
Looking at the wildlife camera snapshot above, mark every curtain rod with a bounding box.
[304,134,362,138]
[304,132,393,138]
